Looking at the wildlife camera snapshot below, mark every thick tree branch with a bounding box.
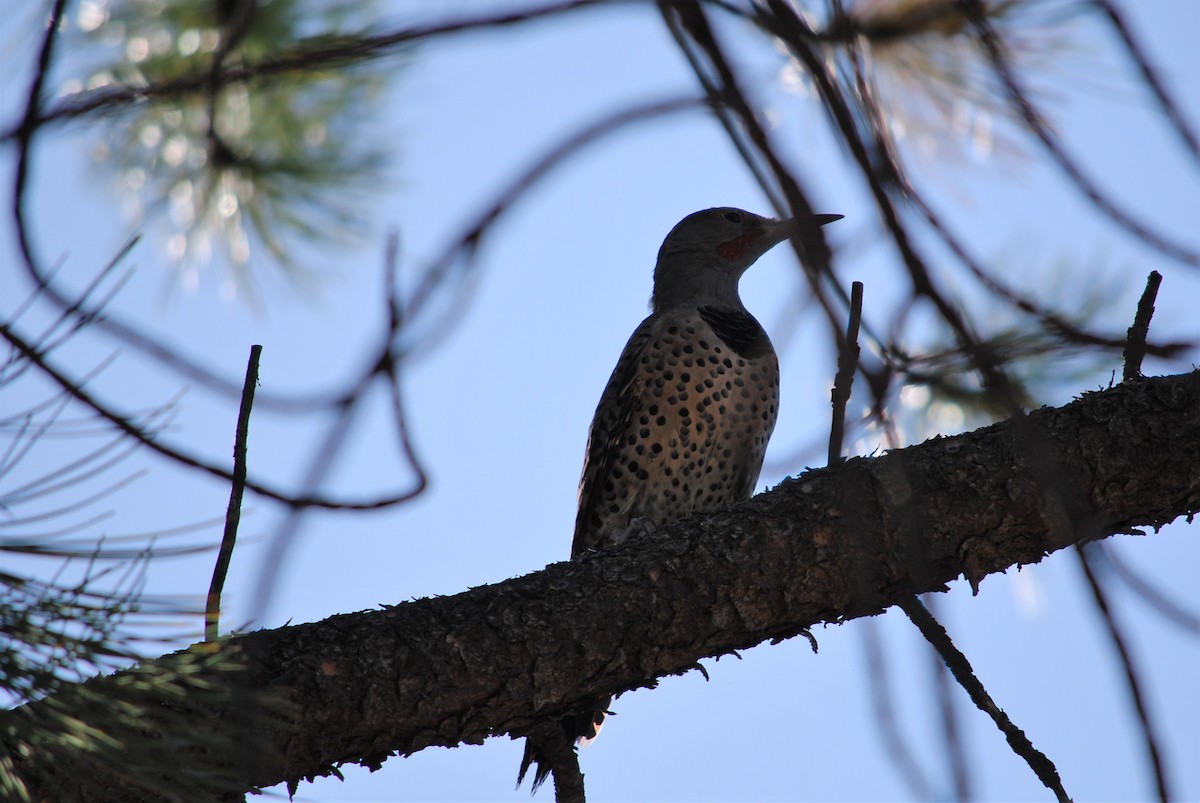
[8,372,1199,802]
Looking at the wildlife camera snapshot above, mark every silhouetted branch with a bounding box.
[1092,0,1200,166]
[1,0,608,140]
[0,320,423,511]
[828,281,864,464]
[401,95,704,353]
[1097,543,1200,636]
[1076,545,1171,802]
[659,4,783,212]
[251,231,431,619]
[381,233,429,505]
[910,194,1187,362]
[860,622,936,799]
[206,345,262,643]
[1123,271,1163,382]
[4,1,624,416]
[899,596,1068,802]
[958,0,1199,267]
[11,370,1196,800]
[6,2,324,412]
[925,594,972,801]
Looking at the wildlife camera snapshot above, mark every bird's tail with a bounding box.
[516,731,556,795]
[516,698,611,795]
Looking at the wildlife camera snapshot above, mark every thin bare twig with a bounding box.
[824,277,978,801]
[401,95,703,345]
[6,3,614,416]
[816,269,949,802]
[11,0,68,276]
[1123,271,1163,382]
[957,0,1199,267]
[1091,0,1200,166]
[658,5,783,212]
[206,345,262,643]
[761,0,1022,416]
[251,231,430,620]
[898,596,1070,802]
[379,228,429,504]
[1,0,609,139]
[0,320,420,511]
[860,622,937,799]
[925,594,972,801]
[1097,542,1200,636]
[907,186,1187,362]
[828,281,864,465]
[1076,546,1171,802]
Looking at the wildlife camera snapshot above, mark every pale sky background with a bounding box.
[2,1,1198,801]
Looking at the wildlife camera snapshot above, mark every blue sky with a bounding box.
[2,1,1198,800]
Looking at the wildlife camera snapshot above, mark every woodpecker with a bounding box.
[519,207,841,793]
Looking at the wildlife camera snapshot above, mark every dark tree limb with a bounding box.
[6,372,1199,802]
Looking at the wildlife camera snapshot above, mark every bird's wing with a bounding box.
[571,315,658,558]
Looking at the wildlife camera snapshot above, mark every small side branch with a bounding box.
[1076,546,1171,802]
[860,623,935,799]
[1123,271,1163,382]
[206,345,263,642]
[1099,543,1200,635]
[828,281,863,465]
[898,597,1070,803]
[957,0,1198,267]
[1092,0,1200,166]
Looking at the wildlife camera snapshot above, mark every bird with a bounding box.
[518,206,842,794]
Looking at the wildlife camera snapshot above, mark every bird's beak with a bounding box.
[767,213,842,243]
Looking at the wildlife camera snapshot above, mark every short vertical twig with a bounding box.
[828,281,864,466]
[206,344,263,643]
[1122,271,1162,382]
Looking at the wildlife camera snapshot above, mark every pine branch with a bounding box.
[6,371,1198,802]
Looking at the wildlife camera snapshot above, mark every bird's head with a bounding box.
[652,207,841,311]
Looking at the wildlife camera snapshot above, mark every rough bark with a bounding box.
[7,372,1199,802]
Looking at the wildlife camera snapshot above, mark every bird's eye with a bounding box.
[723,211,742,223]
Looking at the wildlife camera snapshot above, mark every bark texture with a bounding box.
[7,372,1199,802]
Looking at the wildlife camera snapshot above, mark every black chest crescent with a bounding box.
[697,305,772,359]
